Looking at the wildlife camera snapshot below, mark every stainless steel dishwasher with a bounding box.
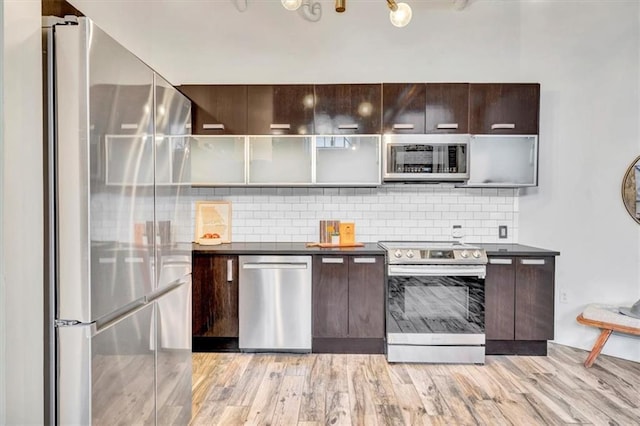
[238,255,312,352]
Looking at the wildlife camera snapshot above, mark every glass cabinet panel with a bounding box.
[468,135,538,186]
[190,135,246,185]
[316,135,380,185]
[248,136,312,185]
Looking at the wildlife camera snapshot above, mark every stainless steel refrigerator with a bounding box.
[43,16,192,425]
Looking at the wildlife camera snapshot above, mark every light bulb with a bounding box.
[389,2,412,27]
[282,0,302,11]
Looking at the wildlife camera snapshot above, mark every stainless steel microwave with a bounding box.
[382,134,470,182]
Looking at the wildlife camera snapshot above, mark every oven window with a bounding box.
[387,276,484,334]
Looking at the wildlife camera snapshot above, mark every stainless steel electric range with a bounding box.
[378,241,488,364]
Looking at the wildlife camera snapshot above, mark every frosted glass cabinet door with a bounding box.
[316,135,381,185]
[190,136,246,185]
[468,135,538,186]
[248,136,312,184]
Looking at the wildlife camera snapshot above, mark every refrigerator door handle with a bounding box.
[146,279,188,304]
[93,297,147,335]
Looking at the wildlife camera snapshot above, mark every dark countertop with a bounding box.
[192,242,558,257]
[192,242,385,255]
[477,243,560,256]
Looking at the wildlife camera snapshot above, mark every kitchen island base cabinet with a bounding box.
[312,255,385,354]
[485,255,555,356]
[192,254,239,352]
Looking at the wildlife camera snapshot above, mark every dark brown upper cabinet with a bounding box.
[314,84,382,134]
[247,85,315,135]
[178,85,247,135]
[469,83,540,134]
[425,83,470,134]
[382,83,426,134]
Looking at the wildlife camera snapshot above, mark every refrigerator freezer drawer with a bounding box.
[57,303,156,425]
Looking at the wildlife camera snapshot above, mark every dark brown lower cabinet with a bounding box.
[312,255,385,354]
[192,253,239,351]
[485,255,555,355]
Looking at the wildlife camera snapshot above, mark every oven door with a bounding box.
[386,264,485,363]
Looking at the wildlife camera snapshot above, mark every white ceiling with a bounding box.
[67,0,491,85]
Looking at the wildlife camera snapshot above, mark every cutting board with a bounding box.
[306,242,365,248]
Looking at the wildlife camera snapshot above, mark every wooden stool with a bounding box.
[576,306,640,368]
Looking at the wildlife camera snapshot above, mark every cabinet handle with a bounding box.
[227,259,233,282]
[489,258,512,265]
[392,124,414,130]
[491,123,516,130]
[203,123,225,130]
[521,259,545,265]
[269,124,291,130]
[436,123,459,130]
[338,124,359,130]
[120,123,138,130]
[322,257,344,264]
[353,257,377,264]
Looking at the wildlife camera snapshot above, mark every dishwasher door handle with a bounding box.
[242,263,309,270]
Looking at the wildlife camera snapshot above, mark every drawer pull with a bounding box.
[353,257,377,264]
[491,123,516,130]
[338,124,359,130]
[120,123,138,130]
[521,259,545,265]
[436,123,459,130]
[489,258,512,265]
[392,124,415,130]
[203,123,225,130]
[227,259,233,282]
[269,123,291,130]
[322,258,344,264]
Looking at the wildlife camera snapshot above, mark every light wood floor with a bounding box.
[190,344,640,425]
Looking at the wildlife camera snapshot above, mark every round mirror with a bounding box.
[622,155,640,223]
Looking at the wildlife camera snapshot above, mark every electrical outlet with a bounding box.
[498,225,508,239]
[451,225,464,239]
[559,290,568,304]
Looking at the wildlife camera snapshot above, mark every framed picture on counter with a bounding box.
[195,201,232,243]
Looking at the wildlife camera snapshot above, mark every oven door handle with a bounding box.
[388,265,486,278]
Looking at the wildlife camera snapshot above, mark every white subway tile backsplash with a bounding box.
[93,184,519,245]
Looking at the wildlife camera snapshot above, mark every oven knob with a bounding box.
[473,250,482,258]
[460,250,469,258]
[406,250,414,258]
[394,250,403,258]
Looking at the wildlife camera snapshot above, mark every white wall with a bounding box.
[1,1,44,423]
[69,0,640,362]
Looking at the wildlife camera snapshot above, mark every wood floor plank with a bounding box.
[390,383,430,426]
[347,355,379,425]
[245,361,286,425]
[430,374,479,425]
[214,405,248,426]
[227,354,272,407]
[298,355,328,424]
[325,391,352,426]
[404,365,452,417]
[470,400,511,426]
[271,375,305,426]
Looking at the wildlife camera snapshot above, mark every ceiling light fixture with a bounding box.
[386,0,412,28]
[276,0,467,26]
[281,0,302,11]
